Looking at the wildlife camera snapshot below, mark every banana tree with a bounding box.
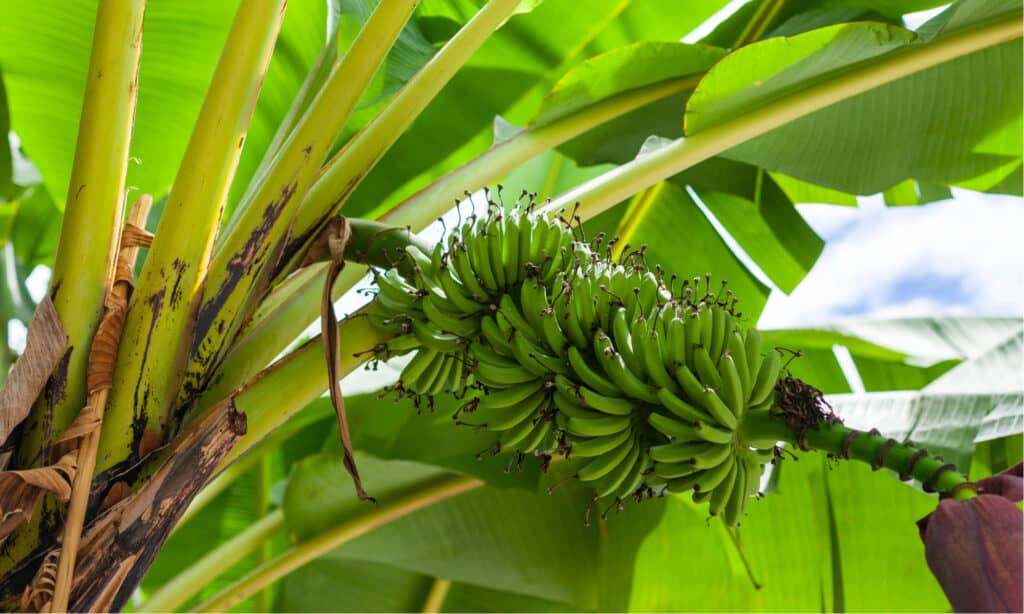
[0,0,1020,611]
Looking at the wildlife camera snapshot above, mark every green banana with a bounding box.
[693,456,735,493]
[449,244,490,300]
[555,375,633,416]
[412,320,463,353]
[422,294,479,338]
[693,346,723,389]
[611,308,646,378]
[477,379,545,410]
[567,428,632,458]
[717,353,746,419]
[709,305,728,361]
[653,460,701,480]
[567,345,621,397]
[566,413,632,438]
[472,387,546,431]
[708,461,738,517]
[577,434,636,481]
[649,441,730,467]
[594,331,659,404]
[726,331,752,399]
[656,387,714,424]
[749,349,782,407]
[591,439,642,498]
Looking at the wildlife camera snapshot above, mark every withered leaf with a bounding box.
[0,296,67,446]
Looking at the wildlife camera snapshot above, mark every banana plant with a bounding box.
[0,0,1020,611]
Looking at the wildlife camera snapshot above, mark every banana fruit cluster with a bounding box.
[371,200,783,525]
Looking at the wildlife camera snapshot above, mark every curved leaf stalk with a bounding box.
[96,0,286,476]
[422,578,453,614]
[738,410,975,498]
[137,510,285,613]
[278,0,524,275]
[539,14,1023,220]
[194,473,481,613]
[733,0,788,47]
[199,77,699,414]
[51,196,153,613]
[175,0,419,422]
[14,0,144,470]
[218,19,343,245]
[3,0,144,577]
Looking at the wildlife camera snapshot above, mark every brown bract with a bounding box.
[917,463,1023,613]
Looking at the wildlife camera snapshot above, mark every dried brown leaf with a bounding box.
[0,296,67,446]
[0,452,77,544]
[21,548,60,612]
[318,216,372,502]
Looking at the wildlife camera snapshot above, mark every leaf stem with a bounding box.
[539,14,1022,220]
[177,0,419,419]
[2,0,144,580]
[97,0,286,476]
[137,510,285,613]
[282,0,524,270]
[422,578,453,614]
[194,473,481,612]
[14,0,144,470]
[733,0,788,47]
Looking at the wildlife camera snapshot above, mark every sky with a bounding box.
[758,191,1024,329]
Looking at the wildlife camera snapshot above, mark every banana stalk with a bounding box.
[96,0,286,477]
[174,0,420,424]
[276,0,524,277]
[3,0,144,579]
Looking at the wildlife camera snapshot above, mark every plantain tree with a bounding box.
[0,0,1021,611]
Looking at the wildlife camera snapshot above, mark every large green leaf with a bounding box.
[629,449,949,611]
[277,558,433,612]
[685,2,1023,193]
[677,158,824,294]
[0,0,243,205]
[343,392,548,489]
[532,42,725,126]
[348,0,638,219]
[285,459,665,611]
[277,558,584,612]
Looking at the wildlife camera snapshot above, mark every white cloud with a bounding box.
[758,191,1024,329]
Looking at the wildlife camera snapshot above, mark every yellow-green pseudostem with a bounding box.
[95,0,285,478]
[166,0,419,440]
[4,0,144,579]
[272,0,524,281]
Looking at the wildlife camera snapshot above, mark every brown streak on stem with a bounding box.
[65,401,246,612]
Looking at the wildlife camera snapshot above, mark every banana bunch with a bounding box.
[370,195,786,525]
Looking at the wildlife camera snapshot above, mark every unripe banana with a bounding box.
[368,202,792,524]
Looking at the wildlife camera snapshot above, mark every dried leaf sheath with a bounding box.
[0,453,77,546]
[51,195,153,612]
[0,298,66,445]
[313,217,371,501]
